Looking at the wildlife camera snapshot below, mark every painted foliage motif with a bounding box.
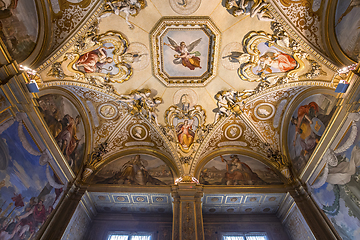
[38,94,85,176]
[311,114,360,240]
[288,94,336,174]
[0,0,38,62]
[92,154,173,185]
[199,155,282,185]
[335,0,360,61]
[0,122,63,240]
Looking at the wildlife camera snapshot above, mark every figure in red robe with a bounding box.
[75,46,113,73]
[258,51,297,73]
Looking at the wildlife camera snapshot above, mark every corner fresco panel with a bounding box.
[0,0,38,62]
[335,0,360,61]
[92,154,173,185]
[288,94,336,174]
[0,121,63,239]
[199,154,283,185]
[38,94,86,176]
[311,114,360,240]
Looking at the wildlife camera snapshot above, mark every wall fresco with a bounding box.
[0,0,38,62]
[311,114,360,240]
[38,94,86,176]
[335,0,360,61]
[0,121,63,239]
[288,94,336,174]
[92,154,173,185]
[199,154,282,185]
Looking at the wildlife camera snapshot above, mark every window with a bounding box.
[223,233,267,240]
[107,232,151,240]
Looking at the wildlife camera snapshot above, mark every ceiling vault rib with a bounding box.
[267,2,338,72]
[107,114,133,142]
[239,112,268,144]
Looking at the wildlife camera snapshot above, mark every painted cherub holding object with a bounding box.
[164,37,202,70]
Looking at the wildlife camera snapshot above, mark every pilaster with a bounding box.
[39,183,88,240]
[171,183,204,240]
[288,183,340,240]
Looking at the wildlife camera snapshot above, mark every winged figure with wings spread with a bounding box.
[164,37,202,70]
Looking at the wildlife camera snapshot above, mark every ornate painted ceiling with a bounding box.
[2,0,360,215]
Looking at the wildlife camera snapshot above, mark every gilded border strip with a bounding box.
[36,3,104,72]
[268,3,339,72]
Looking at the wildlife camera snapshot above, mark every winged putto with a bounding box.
[164,37,202,70]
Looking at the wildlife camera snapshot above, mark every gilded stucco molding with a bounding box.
[150,17,221,87]
[92,111,182,173]
[50,0,100,52]
[190,115,274,175]
[243,80,333,104]
[39,81,119,98]
[163,104,207,157]
[36,3,103,73]
[268,2,339,71]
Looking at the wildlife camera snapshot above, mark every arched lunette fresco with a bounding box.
[37,88,92,177]
[285,90,337,175]
[194,149,286,186]
[89,149,179,185]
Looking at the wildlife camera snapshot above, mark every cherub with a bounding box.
[145,97,163,125]
[99,0,140,29]
[164,37,202,70]
[214,92,231,122]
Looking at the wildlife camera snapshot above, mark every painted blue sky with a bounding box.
[0,122,56,217]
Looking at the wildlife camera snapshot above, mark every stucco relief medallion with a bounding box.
[221,42,246,70]
[98,103,118,119]
[169,0,201,15]
[224,124,242,140]
[121,42,150,71]
[254,103,275,120]
[130,124,148,140]
[173,89,198,111]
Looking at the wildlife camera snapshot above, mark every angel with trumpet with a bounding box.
[164,36,202,70]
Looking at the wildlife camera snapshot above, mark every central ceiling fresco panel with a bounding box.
[150,17,221,87]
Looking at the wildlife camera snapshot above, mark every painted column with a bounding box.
[39,183,87,240]
[172,183,204,240]
[289,183,341,240]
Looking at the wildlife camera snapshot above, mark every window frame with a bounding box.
[221,232,268,240]
[107,231,153,240]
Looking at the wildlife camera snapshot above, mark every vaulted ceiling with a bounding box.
[3,0,360,214]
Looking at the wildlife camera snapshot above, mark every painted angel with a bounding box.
[164,37,202,70]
